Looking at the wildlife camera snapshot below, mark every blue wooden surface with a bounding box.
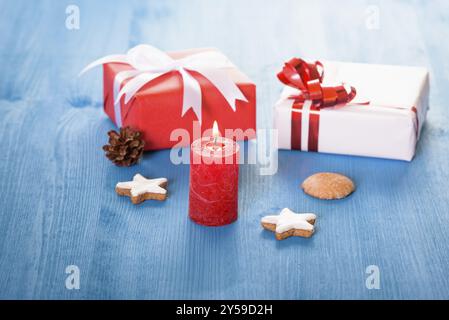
[1,0,449,300]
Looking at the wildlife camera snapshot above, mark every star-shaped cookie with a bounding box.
[261,208,316,240]
[116,174,168,204]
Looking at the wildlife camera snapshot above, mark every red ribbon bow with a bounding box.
[277,58,357,108]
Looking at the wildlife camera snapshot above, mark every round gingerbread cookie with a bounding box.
[301,172,355,200]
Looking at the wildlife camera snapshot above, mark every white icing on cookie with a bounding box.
[261,208,316,233]
[116,174,167,197]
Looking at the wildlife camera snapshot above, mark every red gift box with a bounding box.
[86,46,256,150]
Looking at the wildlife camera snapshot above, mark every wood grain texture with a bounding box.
[1,0,449,299]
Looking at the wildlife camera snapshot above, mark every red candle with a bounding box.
[189,121,239,226]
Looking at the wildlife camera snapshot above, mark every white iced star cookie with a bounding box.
[116,174,168,204]
[261,208,317,240]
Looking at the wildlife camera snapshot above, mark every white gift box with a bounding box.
[274,61,429,161]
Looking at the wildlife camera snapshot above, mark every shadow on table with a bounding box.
[179,221,240,296]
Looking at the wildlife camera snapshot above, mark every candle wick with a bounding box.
[213,136,218,145]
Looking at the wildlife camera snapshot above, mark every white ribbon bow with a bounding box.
[80,44,248,126]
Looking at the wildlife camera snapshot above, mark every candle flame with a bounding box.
[212,121,220,138]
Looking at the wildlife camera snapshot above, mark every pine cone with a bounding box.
[102,127,145,166]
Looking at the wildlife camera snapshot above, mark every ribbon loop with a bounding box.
[80,45,247,125]
[277,57,359,108]
[126,44,173,70]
